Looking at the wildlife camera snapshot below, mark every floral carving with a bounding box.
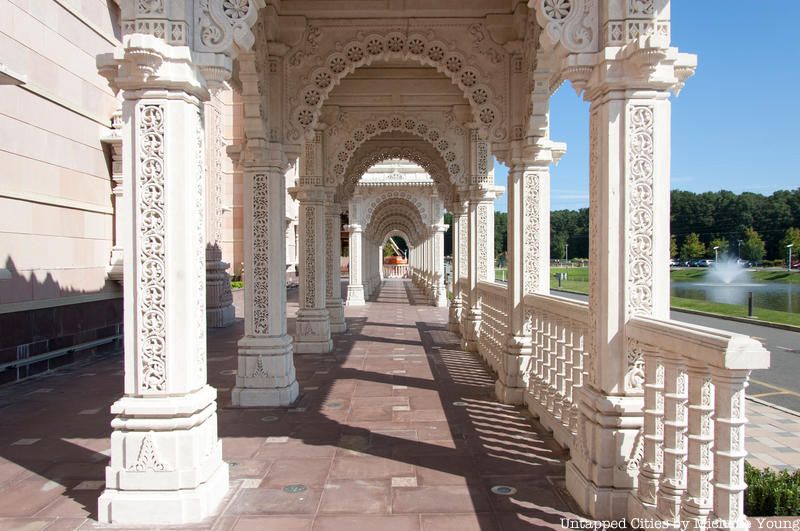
[128,432,169,472]
[303,205,316,308]
[628,0,654,16]
[137,104,167,392]
[325,215,335,299]
[196,0,261,54]
[523,170,542,294]
[137,0,164,14]
[252,174,270,335]
[624,341,645,393]
[627,105,655,317]
[587,110,599,385]
[459,214,468,279]
[252,354,268,378]
[478,205,489,281]
[543,0,572,20]
[195,110,206,375]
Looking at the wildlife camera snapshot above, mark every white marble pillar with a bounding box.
[462,188,496,351]
[449,204,467,332]
[101,110,124,283]
[233,152,299,406]
[345,224,366,305]
[96,72,227,526]
[566,41,695,517]
[498,143,557,404]
[295,187,333,353]
[325,200,346,333]
[204,95,235,328]
[431,223,448,307]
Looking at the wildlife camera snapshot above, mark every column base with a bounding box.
[98,385,229,525]
[294,309,333,354]
[207,305,235,328]
[233,335,299,407]
[327,300,347,334]
[346,285,366,306]
[495,379,525,405]
[566,460,631,520]
[98,457,228,525]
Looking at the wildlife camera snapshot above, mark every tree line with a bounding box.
[444,189,800,263]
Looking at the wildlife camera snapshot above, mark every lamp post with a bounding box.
[713,246,720,263]
[788,243,794,272]
[738,239,743,259]
[564,242,569,263]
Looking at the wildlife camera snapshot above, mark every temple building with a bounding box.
[0,0,770,528]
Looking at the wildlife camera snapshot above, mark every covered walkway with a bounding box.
[0,280,582,530]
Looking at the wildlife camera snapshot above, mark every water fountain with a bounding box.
[706,258,751,285]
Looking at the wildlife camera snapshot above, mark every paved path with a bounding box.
[0,280,581,530]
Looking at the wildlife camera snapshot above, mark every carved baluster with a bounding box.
[682,364,714,527]
[568,327,585,435]
[637,348,664,507]
[546,319,561,414]
[552,321,567,421]
[711,369,750,529]
[657,356,688,522]
[560,323,574,428]
[532,317,546,404]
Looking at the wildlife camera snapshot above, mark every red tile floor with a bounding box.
[0,280,584,530]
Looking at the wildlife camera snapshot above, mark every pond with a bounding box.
[671,281,800,314]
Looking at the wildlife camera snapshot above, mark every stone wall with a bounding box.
[0,0,123,382]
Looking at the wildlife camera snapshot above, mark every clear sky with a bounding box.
[494,1,800,213]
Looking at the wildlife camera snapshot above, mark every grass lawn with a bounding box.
[543,266,799,327]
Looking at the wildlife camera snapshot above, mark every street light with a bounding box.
[737,239,743,259]
[788,243,794,272]
[564,242,569,263]
[713,246,719,263]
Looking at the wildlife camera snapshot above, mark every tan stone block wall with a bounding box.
[0,0,122,310]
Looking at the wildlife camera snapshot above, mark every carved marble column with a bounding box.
[205,94,235,328]
[430,223,448,307]
[448,204,466,332]
[345,224,366,305]
[498,143,558,404]
[566,39,695,518]
[325,199,346,333]
[233,150,299,407]
[462,187,497,352]
[295,187,333,353]
[101,110,124,283]
[96,45,231,527]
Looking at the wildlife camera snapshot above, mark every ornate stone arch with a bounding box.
[285,28,506,142]
[326,114,466,187]
[360,195,430,228]
[369,216,424,248]
[341,145,454,203]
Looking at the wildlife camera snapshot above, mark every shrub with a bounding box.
[744,462,800,516]
[762,259,787,267]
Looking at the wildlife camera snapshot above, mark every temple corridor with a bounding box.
[0,280,583,530]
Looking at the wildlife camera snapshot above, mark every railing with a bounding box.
[522,293,589,449]
[626,316,769,528]
[476,281,508,373]
[383,264,409,278]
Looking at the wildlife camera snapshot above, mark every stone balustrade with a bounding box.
[476,281,509,374]
[384,264,410,278]
[626,316,770,529]
[523,293,588,449]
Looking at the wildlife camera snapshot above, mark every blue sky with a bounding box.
[494,1,800,213]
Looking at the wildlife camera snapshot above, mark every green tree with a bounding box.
[670,235,678,258]
[680,233,705,261]
[709,237,729,258]
[494,211,508,258]
[779,227,800,264]
[740,227,766,263]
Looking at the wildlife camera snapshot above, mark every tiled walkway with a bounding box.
[0,280,582,530]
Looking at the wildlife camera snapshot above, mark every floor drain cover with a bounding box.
[491,485,517,496]
[261,415,279,423]
[324,401,344,410]
[219,369,237,375]
[283,484,307,493]
[452,401,469,407]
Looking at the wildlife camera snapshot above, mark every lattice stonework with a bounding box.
[459,215,468,279]
[137,103,167,392]
[627,105,655,317]
[252,174,270,335]
[587,109,600,386]
[303,205,316,308]
[325,216,335,298]
[523,171,541,295]
[478,205,488,281]
[194,110,206,375]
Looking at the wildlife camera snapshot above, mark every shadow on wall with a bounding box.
[0,256,123,385]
